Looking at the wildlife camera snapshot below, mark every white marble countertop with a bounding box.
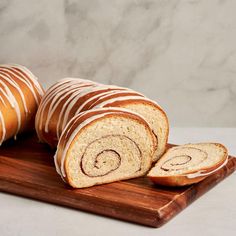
[0,128,235,236]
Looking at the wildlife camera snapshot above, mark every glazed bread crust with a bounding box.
[35,78,169,162]
[35,78,140,147]
[0,64,44,144]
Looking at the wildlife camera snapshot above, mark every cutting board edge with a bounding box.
[0,177,162,227]
[0,157,235,228]
[155,156,236,227]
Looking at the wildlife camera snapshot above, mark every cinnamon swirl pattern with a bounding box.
[35,77,168,161]
[92,96,169,161]
[0,64,44,144]
[54,108,156,188]
[148,143,228,186]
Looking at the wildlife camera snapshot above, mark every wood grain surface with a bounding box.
[0,133,235,227]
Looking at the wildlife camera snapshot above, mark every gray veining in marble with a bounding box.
[0,0,236,127]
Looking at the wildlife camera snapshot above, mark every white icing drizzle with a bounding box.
[0,64,43,144]
[71,86,125,116]
[0,93,6,106]
[185,156,229,179]
[0,67,41,105]
[0,86,15,107]
[0,78,21,135]
[36,78,93,124]
[55,83,113,134]
[11,64,44,97]
[55,86,97,139]
[86,90,144,110]
[93,95,152,108]
[44,85,92,133]
[54,108,142,178]
[0,72,28,113]
[59,85,114,131]
[59,77,95,85]
[76,90,127,113]
[36,80,95,133]
[0,110,6,145]
[36,77,129,140]
[0,64,44,98]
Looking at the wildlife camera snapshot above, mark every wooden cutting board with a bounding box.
[0,133,235,228]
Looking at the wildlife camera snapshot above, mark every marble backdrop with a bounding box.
[0,0,235,127]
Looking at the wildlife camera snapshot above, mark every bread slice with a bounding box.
[54,107,156,188]
[148,143,228,186]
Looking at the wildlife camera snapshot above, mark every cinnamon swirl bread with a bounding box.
[148,143,228,186]
[35,78,168,162]
[0,64,44,144]
[54,108,156,188]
